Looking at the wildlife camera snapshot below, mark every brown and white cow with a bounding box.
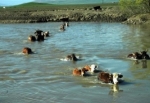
[84,64,99,73]
[72,68,88,76]
[97,72,123,84]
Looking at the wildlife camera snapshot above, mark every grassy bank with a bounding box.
[0,2,125,23]
[0,2,149,24]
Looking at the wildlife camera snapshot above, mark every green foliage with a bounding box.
[136,0,150,6]
[119,0,135,10]
[119,0,150,15]
[135,0,150,12]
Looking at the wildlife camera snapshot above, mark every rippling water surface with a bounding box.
[0,22,150,103]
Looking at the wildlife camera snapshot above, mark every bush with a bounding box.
[119,0,150,15]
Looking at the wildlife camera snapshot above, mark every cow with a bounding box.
[34,29,44,41]
[22,47,33,54]
[97,72,123,84]
[28,35,36,42]
[127,50,150,59]
[60,17,69,22]
[127,52,142,59]
[60,53,79,61]
[84,64,99,73]
[140,51,150,59]
[43,31,50,37]
[93,6,102,11]
[60,17,69,27]
[72,68,88,76]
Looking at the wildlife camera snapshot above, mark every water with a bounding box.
[0,22,150,103]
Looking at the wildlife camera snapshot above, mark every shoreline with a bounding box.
[0,8,126,23]
[0,5,149,24]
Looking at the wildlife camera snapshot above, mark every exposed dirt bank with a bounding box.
[122,13,150,25]
[0,7,149,25]
[0,7,127,23]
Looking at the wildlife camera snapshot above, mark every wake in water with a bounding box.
[13,52,24,55]
[13,52,37,55]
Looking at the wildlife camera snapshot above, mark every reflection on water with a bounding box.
[133,59,148,68]
[141,59,147,68]
[0,22,150,103]
[109,84,123,97]
[130,59,150,80]
[134,59,148,68]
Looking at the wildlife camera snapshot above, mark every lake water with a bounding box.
[0,22,150,103]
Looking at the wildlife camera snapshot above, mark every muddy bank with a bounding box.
[122,13,150,25]
[0,7,149,24]
[0,7,127,23]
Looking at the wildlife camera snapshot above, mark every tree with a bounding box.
[119,0,150,14]
[119,0,138,14]
[135,0,150,12]
[136,0,150,6]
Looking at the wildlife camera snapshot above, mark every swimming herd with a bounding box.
[21,20,150,92]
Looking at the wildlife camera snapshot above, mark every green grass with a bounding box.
[1,2,118,12]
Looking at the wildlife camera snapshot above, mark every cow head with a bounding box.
[34,30,43,36]
[71,53,78,61]
[140,50,150,59]
[112,73,123,84]
[28,35,36,42]
[34,30,44,41]
[22,47,33,54]
[90,64,98,72]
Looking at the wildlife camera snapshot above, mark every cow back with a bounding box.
[98,72,112,83]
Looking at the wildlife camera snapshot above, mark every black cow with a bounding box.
[60,17,69,27]
[28,35,36,42]
[127,51,150,60]
[60,17,69,22]
[93,6,102,11]
[34,30,44,41]
[140,51,150,59]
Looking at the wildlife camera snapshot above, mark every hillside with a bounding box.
[4,2,118,11]
[34,0,119,4]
